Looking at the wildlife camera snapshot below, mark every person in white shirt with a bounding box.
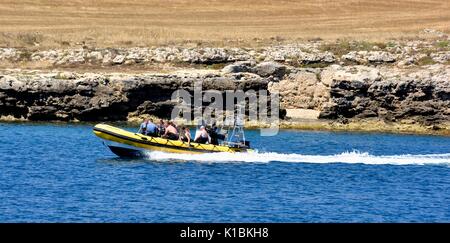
[194,126,211,144]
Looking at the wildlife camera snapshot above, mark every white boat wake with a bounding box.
[144,150,450,165]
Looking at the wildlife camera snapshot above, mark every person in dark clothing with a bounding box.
[179,127,191,144]
[157,119,165,137]
[206,122,224,145]
[206,127,218,145]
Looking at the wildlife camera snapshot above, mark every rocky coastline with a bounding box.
[1,31,449,135]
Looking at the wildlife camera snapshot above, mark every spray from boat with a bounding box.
[144,150,450,166]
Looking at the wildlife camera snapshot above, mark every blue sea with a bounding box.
[1,122,450,222]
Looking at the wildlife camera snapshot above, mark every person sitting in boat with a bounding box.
[179,127,191,144]
[206,121,223,145]
[194,126,211,144]
[162,121,179,140]
[138,118,158,136]
[171,120,178,129]
[157,119,165,136]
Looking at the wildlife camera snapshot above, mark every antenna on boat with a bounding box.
[224,103,249,148]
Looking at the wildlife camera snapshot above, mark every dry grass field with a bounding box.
[0,0,449,48]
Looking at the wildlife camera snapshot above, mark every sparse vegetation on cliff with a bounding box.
[319,41,388,57]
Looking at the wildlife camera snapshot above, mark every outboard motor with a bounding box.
[244,140,250,148]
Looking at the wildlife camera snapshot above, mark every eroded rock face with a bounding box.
[266,63,449,125]
[319,65,450,125]
[222,61,256,74]
[254,61,288,79]
[0,71,270,121]
[1,56,449,126]
[269,69,328,110]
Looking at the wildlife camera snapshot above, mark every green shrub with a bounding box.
[416,56,435,66]
[19,50,33,61]
[207,63,227,70]
[319,41,352,56]
[435,40,449,50]
[386,41,397,48]
[298,62,330,68]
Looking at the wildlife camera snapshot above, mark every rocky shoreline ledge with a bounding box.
[1,33,449,135]
[1,62,448,135]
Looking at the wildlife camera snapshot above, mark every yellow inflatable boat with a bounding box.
[93,124,252,157]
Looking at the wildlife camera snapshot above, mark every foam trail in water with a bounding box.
[144,150,450,165]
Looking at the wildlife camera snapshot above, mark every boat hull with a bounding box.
[108,145,145,158]
[93,124,251,157]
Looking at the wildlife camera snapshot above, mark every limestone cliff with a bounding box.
[1,37,449,132]
[0,70,268,121]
